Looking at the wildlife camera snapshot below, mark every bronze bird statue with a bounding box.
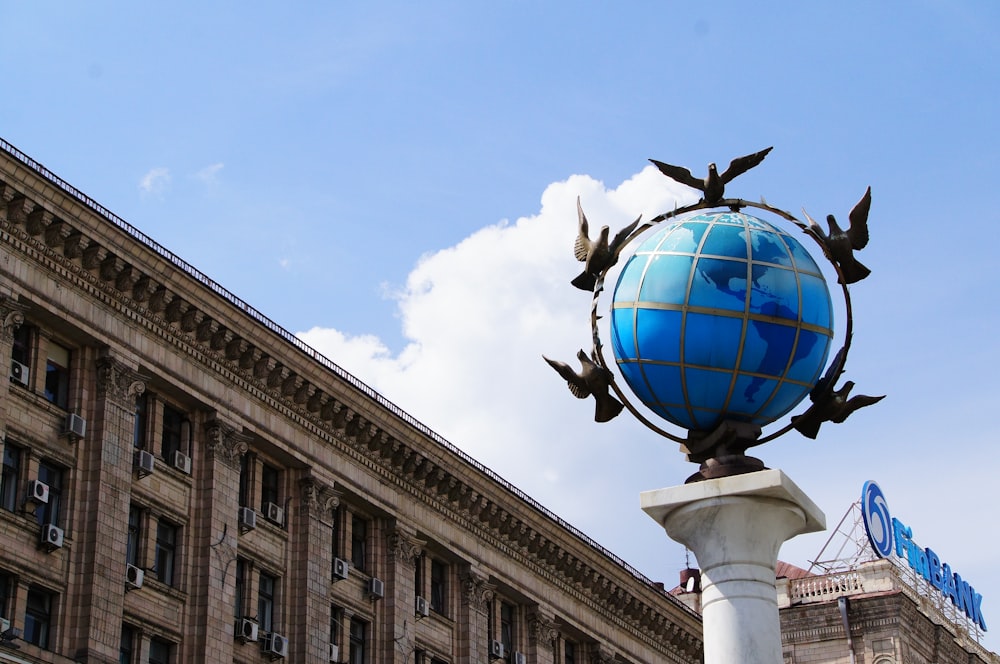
[791,348,884,438]
[543,349,624,423]
[571,197,641,292]
[649,147,773,205]
[791,381,885,439]
[803,186,873,284]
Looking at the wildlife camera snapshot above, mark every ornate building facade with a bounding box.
[0,139,704,664]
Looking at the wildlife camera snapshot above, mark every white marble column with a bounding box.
[641,469,825,664]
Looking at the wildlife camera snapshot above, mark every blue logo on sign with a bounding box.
[861,481,893,557]
[859,480,987,631]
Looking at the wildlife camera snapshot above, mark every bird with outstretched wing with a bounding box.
[649,147,773,204]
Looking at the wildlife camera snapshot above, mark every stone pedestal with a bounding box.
[641,469,825,664]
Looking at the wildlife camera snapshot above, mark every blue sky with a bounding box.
[4,1,1000,650]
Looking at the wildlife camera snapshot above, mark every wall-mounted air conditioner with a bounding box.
[61,413,86,439]
[415,596,429,618]
[238,506,257,532]
[265,501,284,526]
[134,450,155,478]
[236,618,259,643]
[9,360,29,387]
[27,479,50,504]
[329,644,339,662]
[125,564,144,590]
[263,631,288,659]
[172,450,191,474]
[514,652,527,664]
[489,640,505,660]
[332,558,349,581]
[367,577,384,600]
[40,523,64,551]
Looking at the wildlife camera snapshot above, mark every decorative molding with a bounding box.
[204,419,250,468]
[387,527,426,566]
[528,608,559,651]
[95,353,147,408]
[460,568,495,608]
[0,295,27,342]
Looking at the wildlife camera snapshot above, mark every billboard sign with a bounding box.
[861,480,986,631]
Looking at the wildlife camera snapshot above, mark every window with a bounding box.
[331,508,342,576]
[11,324,31,370]
[34,461,63,527]
[154,519,177,586]
[43,341,70,408]
[350,516,368,572]
[349,618,367,664]
[330,605,342,648]
[120,623,136,664]
[234,558,248,619]
[133,395,147,449]
[260,463,279,511]
[258,572,276,633]
[430,559,446,615]
[126,506,142,567]
[564,640,576,664]
[238,453,251,507]
[23,585,53,648]
[160,404,186,461]
[500,601,515,664]
[0,570,12,620]
[1,443,22,512]
[148,636,172,664]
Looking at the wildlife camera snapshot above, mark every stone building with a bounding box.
[0,139,704,664]
[668,535,999,662]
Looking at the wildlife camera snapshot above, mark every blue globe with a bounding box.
[609,211,834,432]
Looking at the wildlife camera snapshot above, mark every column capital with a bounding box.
[0,295,27,342]
[95,353,147,408]
[387,525,426,566]
[298,476,342,520]
[460,566,495,607]
[527,607,559,652]
[204,418,251,468]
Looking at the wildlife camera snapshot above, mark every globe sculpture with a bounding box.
[545,147,882,482]
[609,211,834,433]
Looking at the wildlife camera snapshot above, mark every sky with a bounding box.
[3,0,1000,650]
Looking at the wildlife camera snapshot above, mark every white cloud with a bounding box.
[298,167,701,579]
[196,162,224,184]
[139,167,171,196]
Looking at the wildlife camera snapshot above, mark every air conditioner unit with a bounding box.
[62,413,87,439]
[40,523,64,551]
[332,557,350,581]
[125,563,145,590]
[415,596,430,618]
[265,501,284,526]
[238,506,257,532]
[489,640,505,660]
[0,617,9,634]
[27,479,50,504]
[263,631,289,659]
[514,652,526,664]
[134,450,155,477]
[9,360,29,387]
[236,617,259,643]
[329,643,340,662]
[367,577,384,600]
[172,450,191,474]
